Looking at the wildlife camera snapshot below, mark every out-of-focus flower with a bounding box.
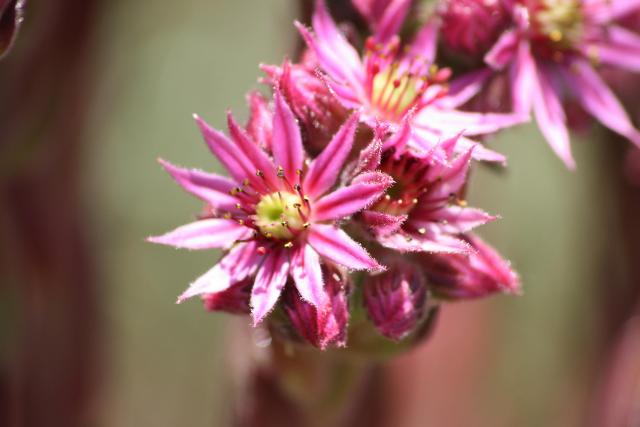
[420,233,520,299]
[485,0,640,168]
[148,92,390,325]
[283,264,350,349]
[364,258,428,340]
[439,0,511,59]
[261,59,349,153]
[358,132,497,254]
[0,0,26,59]
[296,0,527,164]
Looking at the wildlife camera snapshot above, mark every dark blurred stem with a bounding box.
[0,1,101,426]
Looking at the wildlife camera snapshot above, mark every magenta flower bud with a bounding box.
[261,60,348,153]
[421,233,520,299]
[202,279,251,314]
[364,260,427,341]
[283,265,350,350]
[439,0,510,59]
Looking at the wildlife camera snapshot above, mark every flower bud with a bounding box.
[261,60,348,154]
[283,265,350,350]
[202,279,251,314]
[364,260,427,341]
[439,0,510,60]
[421,233,520,299]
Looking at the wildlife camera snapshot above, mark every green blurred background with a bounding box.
[3,0,638,426]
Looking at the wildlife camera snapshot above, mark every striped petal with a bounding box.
[272,89,304,184]
[251,249,290,325]
[308,224,383,271]
[147,218,251,250]
[291,245,327,307]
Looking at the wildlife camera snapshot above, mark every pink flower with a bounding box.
[420,233,521,299]
[296,0,527,164]
[485,0,640,168]
[283,264,350,349]
[439,0,511,60]
[363,258,428,340]
[356,132,497,254]
[148,92,391,325]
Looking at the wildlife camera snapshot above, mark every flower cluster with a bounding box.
[149,0,640,351]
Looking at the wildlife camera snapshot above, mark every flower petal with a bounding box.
[157,159,240,212]
[177,241,260,303]
[313,172,393,222]
[379,231,471,254]
[411,206,497,234]
[360,210,407,237]
[246,90,273,150]
[485,29,518,70]
[308,224,383,271]
[304,112,360,199]
[272,89,305,184]
[564,58,640,148]
[406,20,439,63]
[376,0,412,43]
[531,62,575,169]
[251,249,290,325]
[226,112,280,190]
[147,218,251,250]
[510,40,536,114]
[417,108,528,136]
[291,245,327,307]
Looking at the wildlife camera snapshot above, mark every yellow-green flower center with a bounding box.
[254,192,305,239]
[371,68,423,122]
[535,0,583,48]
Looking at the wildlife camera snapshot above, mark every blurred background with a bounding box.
[1,0,639,426]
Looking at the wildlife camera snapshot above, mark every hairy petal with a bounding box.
[251,249,290,325]
[313,172,393,222]
[291,245,327,307]
[308,224,383,271]
[177,241,260,303]
[147,219,250,250]
[157,159,239,212]
[273,90,304,183]
[304,113,360,199]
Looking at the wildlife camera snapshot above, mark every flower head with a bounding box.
[148,92,391,325]
[296,0,527,164]
[356,133,497,254]
[485,0,640,168]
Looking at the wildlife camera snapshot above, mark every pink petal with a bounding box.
[510,40,536,114]
[291,245,327,307]
[304,113,360,199]
[251,249,290,325]
[485,29,518,70]
[439,69,492,109]
[376,0,412,43]
[417,108,528,136]
[147,219,251,250]
[411,206,497,234]
[350,137,383,177]
[313,172,393,222]
[360,210,407,237]
[406,20,439,63]
[531,62,575,169]
[379,232,471,254]
[308,224,383,271]
[157,159,240,212]
[272,89,304,184]
[564,59,640,148]
[226,112,279,190]
[246,90,273,150]
[194,114,258,186]
[177,241,260,302]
